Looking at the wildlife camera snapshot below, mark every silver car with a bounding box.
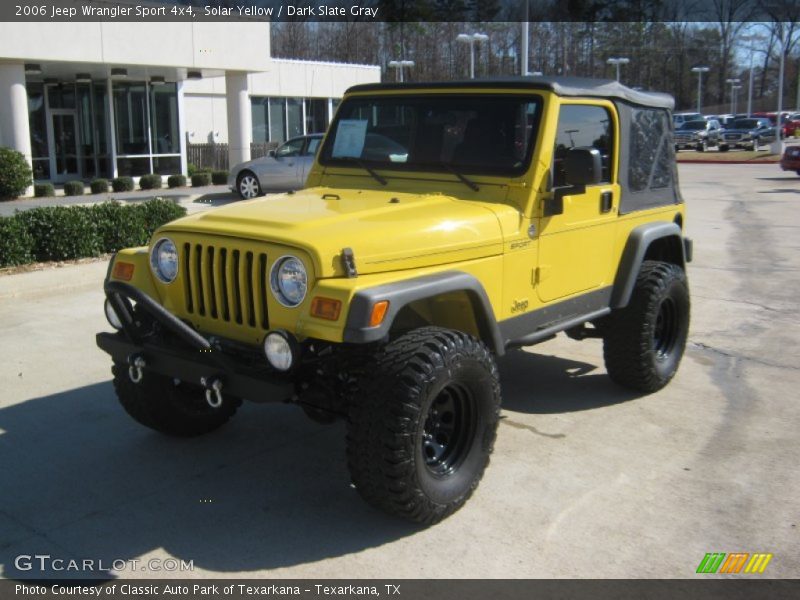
[228,134,323,199]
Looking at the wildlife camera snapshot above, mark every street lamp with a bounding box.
[726,78,741,114]
[457,32,489,79]
[388,60,414,83]
[731,85,742,115]
[740,34,767,117]
[691,66,710,114]
[607,57,630,82]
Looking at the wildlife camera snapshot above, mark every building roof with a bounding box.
[347,76,674,110]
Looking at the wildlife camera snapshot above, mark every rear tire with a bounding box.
[346,327,500,524]
[602,261,690,393]
[112,361,241,437]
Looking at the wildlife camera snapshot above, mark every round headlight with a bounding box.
[263,330,298,371]
[104,299,123,330]
[150,237,178,284]
[270,255,307,307]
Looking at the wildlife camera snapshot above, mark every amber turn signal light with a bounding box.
[112,262,135,281]
[369,300,390,327]
[310,297,342,321]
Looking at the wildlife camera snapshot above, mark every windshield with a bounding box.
[319,95,542,176]
[732,119,760,129]
[680,121,706,131]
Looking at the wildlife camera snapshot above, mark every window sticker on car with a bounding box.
[332,119,368,158]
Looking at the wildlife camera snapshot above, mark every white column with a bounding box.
[0,63,33,180]
[225,71,251,167]
[177,79,188,176]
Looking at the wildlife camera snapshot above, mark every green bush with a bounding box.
[90,202,148,252]
[90,178,109,194]
[34,183,55,198]
[0,147,33,200]
[63,180,84,196]
[167,174,187,188]
[137,198,186,232]
[187,163,198,177]
[191,172,211,187]
[139,174,162,190]
[211,170,229,185]
[0,216,34,267]
[112,177,134,192]
[16,206,101,262]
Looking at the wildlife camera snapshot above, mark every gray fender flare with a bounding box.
[342,271,504,356]
[610,222,686,309]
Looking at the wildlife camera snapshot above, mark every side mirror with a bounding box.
[268,150,276,157]
[544,147,603,217]
[563,147,602,186]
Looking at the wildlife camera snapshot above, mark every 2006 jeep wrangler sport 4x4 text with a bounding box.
[97,77,691,524]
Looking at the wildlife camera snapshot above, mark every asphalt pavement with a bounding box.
[0,164,798,579]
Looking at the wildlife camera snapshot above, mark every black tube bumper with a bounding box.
[98,281,293,403]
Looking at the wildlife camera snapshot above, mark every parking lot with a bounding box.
[0,163,798,579]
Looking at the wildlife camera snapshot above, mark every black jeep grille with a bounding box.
[182,243,269,330]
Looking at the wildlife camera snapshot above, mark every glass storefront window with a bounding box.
[113,82,149,155]
[251,97,269,143]
[27,82,48,161]
[287,98,303,138]
[269,98,286,144]
[152,156,181,175]
[306,98,328,134]
[116,157,152,177]
[48,84,75,109]
[150,83,179,154]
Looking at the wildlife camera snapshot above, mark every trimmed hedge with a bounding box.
[187,163,198,176]
[90,178,109,194]
[139,174,162,190]
[191,172,211,187]
[167,174,186,188]
[0,147,33,200]
[34,183,55,198]
[112,177,134,192]
[0,198,187,268]
[64,180,84,196]
[211,170,229,185]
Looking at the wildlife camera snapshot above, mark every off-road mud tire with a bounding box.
[603,261,690,393]
[346,327,501,524]
[112,361,241,436]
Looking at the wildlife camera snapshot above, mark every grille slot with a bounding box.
[182,242,269,329]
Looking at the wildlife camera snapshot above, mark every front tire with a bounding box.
[112,361,241,436]
[602,261,690,393]
[346,327,500,524]
[236,170,261,200]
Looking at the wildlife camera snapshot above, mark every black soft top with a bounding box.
[347,76,674,110]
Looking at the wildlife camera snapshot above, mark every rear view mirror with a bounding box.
[564,147,602,186]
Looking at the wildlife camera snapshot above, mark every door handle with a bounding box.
[600,191,613,213]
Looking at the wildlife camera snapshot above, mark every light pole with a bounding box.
[732,85,742,114]
[457,33,489,79]
[607,57,630,82]
[740,34,766,117]
[387,60,414,83]
[726,78,741,114]
[691,66,710,114]
[772,28,788,153]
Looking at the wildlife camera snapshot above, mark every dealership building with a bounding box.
[0,19,380,184]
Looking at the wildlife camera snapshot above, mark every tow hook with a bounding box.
[200,376,224,408]
[127,354,146,384]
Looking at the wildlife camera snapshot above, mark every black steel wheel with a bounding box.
[236,170,261,200]
[346,327,500,524]
[112,360,241,437]
[602,261,690,393]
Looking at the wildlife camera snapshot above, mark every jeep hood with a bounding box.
[161,187,506,277]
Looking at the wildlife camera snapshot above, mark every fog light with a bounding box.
[263,330,298,371]
[104,299,123,330]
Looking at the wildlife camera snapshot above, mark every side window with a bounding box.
[629,108,672,191]
[553,104,614,187]
[304,137,321,156]
[276,138,304,158]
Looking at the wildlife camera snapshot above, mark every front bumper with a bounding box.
[98,280,294,402]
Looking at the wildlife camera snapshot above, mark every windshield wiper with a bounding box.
[433,162,480,191]
[337,157,387,186]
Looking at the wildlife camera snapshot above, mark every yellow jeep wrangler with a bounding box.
[97,77,691,524]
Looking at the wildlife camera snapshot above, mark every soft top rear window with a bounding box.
[319,94,542,176]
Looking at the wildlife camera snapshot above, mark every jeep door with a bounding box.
[536,101,620,303]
